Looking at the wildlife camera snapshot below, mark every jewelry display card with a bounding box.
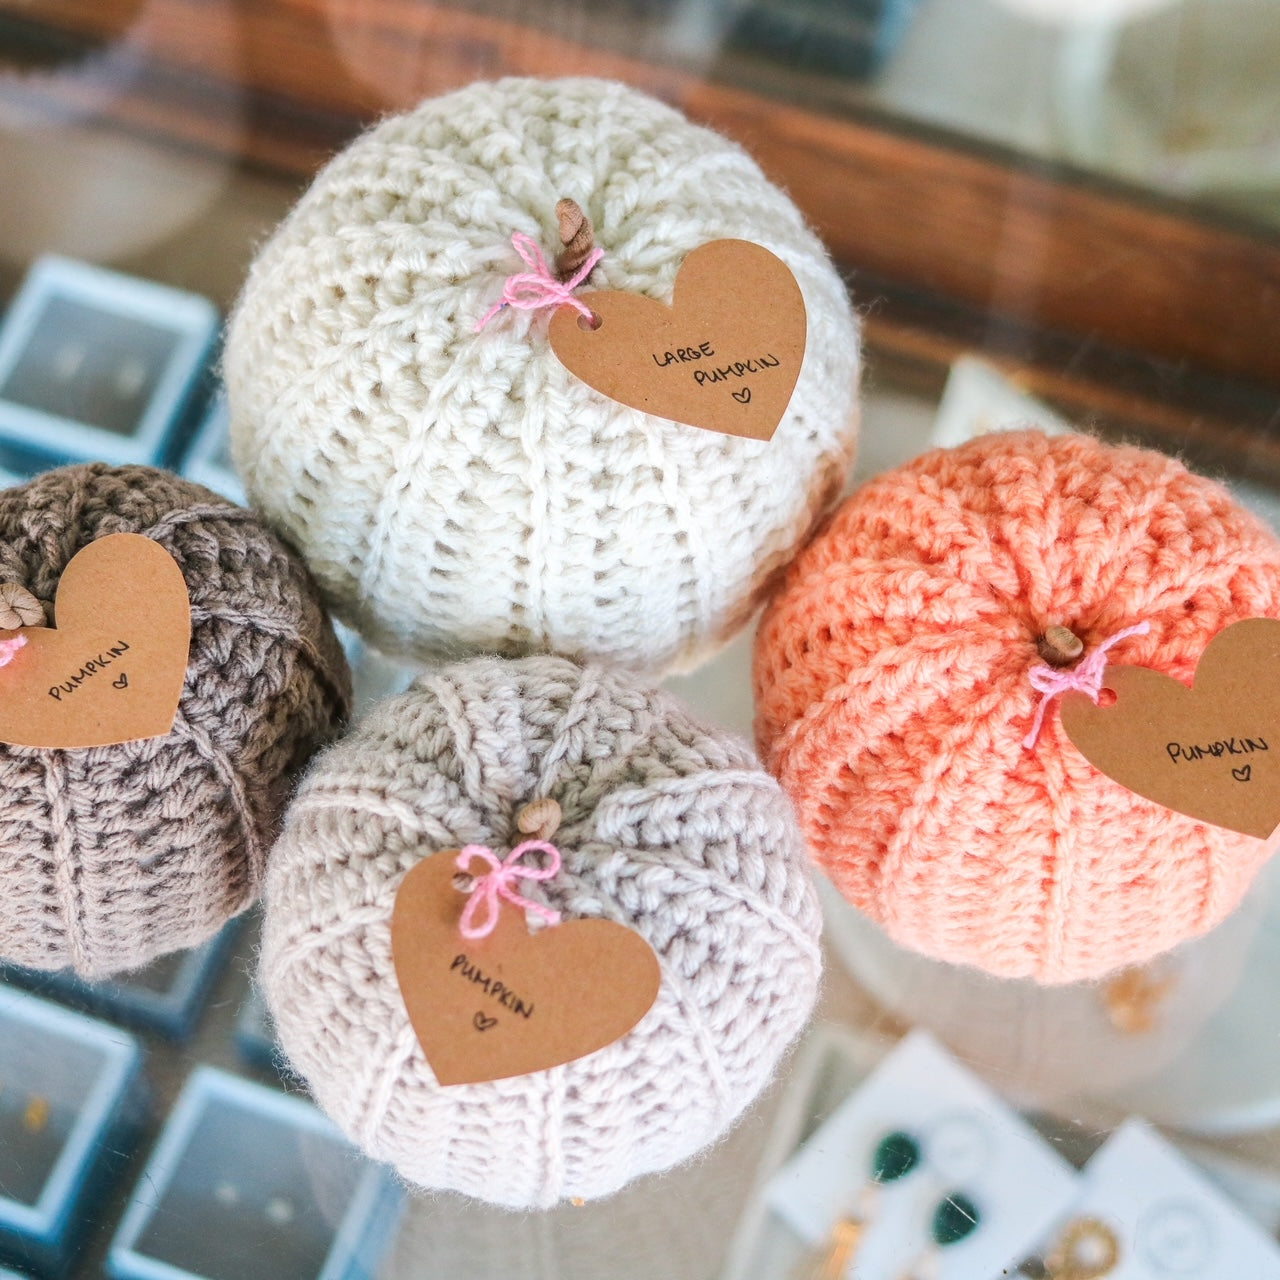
[765,1029,1079,1280]
[1020,1119,1280,1279]
[928,354,1071,450]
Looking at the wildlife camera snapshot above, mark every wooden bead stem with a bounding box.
[517,796,562,842]
[1037,625,1085,667]
[555,197,596,282]
[0,583,44,630]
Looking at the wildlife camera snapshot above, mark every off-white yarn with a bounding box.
[260,655,822,1209]
[224,76,859,674]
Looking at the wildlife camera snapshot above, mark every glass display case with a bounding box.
[0,1,1278,1277]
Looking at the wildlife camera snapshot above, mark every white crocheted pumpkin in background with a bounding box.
[259,655,822,1209]
[223,76,860,675]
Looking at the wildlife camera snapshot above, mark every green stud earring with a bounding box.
[873,1130,922,1183]
[931,1191,981,1246]
[797,1131,926,1279]
[896,1191,983,1279]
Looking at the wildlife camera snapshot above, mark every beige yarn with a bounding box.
[0,464,351,979]
[224,76,860,675]
[260,655,822,1209]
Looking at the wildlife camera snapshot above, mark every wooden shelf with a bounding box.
[3,0,1280,474]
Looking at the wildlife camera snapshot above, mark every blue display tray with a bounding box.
[232,986,278,1074]
[0,988,146,1278]
[2,922,241,1043]
[175,390,243,506]
[0,255,218,473]
[107,1068,403,1280]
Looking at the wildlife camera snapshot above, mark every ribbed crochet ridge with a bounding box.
[261,654,821,1207]
[224,76,859,676]
[0,464,351,978]
[755,430,1280,983]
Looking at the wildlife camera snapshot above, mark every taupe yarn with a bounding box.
[0,464,351,979]
[261,655,822,1209]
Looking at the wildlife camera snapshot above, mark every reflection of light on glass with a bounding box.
[994,0,1179,21]
[265,1196,295,1226]
[51,343,85,381]
[114,356,148,398]
[321,0,730,111]
[23,1095,49,1133]
[1138,1200,1214,1272]
[1046,0,1280,222]
[0,0,246,267]
[927,1112,991,1184]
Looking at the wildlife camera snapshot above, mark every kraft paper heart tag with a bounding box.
[0,533,190,749]
[391,848,662,1086]
[548,239,806,442]
[1060,617,1280,839]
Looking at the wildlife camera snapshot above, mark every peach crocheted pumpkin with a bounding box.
[754,430,1280,983]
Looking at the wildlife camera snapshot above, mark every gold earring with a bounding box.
[793,1130,923,1280]
[1022,1216,1121,1280]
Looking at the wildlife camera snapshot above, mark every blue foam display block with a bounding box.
[2,921,241,1043]
[233,986,279,1073]
[175,389,244,505]
[729,0,922,78]
[108,1068,403,1280]
[0,987,146,1278]
[0,255,218,474]
[334,623,418,722]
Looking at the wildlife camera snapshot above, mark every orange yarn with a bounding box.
[754,431,1280,984]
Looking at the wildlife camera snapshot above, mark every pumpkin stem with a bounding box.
[517,796,562,841]
[554,198,596,282]
[1037,625,1084,667]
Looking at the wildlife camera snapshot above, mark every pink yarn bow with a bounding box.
[474,231,604,332]
[456,840,563,940]
[1022,621,1151,750]
[0,634,26,667]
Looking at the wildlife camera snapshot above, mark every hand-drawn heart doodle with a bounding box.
[548,239,805,442]
[1060,617,1280,839]
[392,850,662,1086]
[0,534,190,749]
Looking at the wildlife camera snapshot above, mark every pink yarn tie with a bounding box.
[474,232,604,332]
[0,634,26,667]
[1022,621,1151,750]
[456,839,563,940]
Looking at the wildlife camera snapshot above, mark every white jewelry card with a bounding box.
[930,354,1071,449]
[1023,1118,1280,1279]
[765,1029,1079,1280]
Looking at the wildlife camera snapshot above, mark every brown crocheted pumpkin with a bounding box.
[0,464,351,978]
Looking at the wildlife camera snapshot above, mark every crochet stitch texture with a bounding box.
[0,465,351,978]
[754,430,1280,984]
[261,654,822,1208]
[223,76,860,675]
